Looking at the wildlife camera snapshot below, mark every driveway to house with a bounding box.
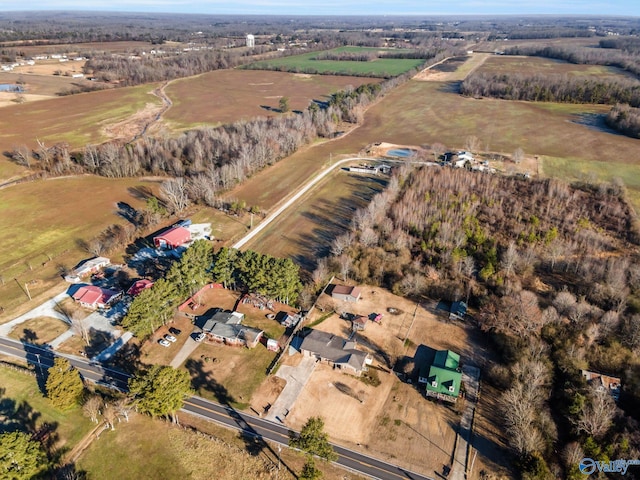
[232,157,437,250]
[170,335,200,368]
[265,355,317,423]
[450,364,481,480]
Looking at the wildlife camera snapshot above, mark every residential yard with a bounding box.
[7,316,69,345]
[137,287,291,408]
[283,285,507,478]
[163,69,381,131]
[0,365,94,452]
[0,72,83,97]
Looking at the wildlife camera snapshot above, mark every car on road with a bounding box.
[158,338,171,347]
[164,334,177,343]
[169,327,182,335]
[194,332,206,342]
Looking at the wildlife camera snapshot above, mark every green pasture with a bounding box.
[245,47,425,77]
[0,366,94,449]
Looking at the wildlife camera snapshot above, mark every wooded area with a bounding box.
[316,165,640,478]
[606,103,640,138]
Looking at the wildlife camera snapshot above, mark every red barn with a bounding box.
[153,226,191,249]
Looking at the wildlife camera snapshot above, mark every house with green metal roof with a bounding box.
[418,350,462,403]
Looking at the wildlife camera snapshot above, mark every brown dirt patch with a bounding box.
[139,315,195,366]
[249,375,286,415]
[286,362,396,444]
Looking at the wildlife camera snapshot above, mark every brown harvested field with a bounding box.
[7,316,69,344]
[0,176,160,319]
[11,60,86,76]
[0,81,162,154]
[286,286,502,477]
[163,70,381,130]
[472,36,600,52]
[243,169,387,268]
[0,72,82,96]
[476,55,640,81]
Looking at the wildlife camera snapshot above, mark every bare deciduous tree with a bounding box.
[160,177,190,214]
[574,387,615,439]
[83,396,103,424]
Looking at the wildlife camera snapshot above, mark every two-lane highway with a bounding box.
[0,337,432,480]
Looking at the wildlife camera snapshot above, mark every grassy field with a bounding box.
[476,55,640,80]
[243,169,387,268]
[7,316,69,344]
[246,46,425,77]
[163,69,380,130]
[0,82,162,180]
[0,176,159,319]
[0,365,94,450]
[0,72,81,96]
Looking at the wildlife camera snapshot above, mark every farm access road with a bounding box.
[232,156,437,250]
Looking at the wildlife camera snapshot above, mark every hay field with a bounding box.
[0,176,159,317]
[163,69,381,130]
[476,55,640,81]
[246,46,424,77]
[0,82,162,151]
[242,170,387,268]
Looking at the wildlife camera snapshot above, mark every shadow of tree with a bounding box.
[84,328,113,358]
[106,341,141,375]
[20,328,39,344]
[0,388,65,467]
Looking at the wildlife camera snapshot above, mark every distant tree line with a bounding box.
[606,103,640,138]
[461,72,640,106]
[312,51,376,62]
[84,49,249,85]
[599,37,640,54]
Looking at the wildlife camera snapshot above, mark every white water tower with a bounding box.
[246,34,255,48]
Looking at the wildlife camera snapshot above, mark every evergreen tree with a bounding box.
[0,431,48,480]
[128,365,192,421]
[290,417,337,461]
[45,357,84,409]
[299,456,323,480]
[211,247,237,288]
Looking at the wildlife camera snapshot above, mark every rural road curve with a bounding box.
[232,156,437,250]
[0,337,434,480]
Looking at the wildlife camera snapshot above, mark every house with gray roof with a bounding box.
[299,329,371,376]
[202,310,262,348]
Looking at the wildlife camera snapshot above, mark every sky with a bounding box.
[0,0,638,16]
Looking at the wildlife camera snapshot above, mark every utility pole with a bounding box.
[276,444,281,480]
[402,301,419,348]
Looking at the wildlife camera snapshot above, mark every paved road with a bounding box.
[0,337,432,480]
